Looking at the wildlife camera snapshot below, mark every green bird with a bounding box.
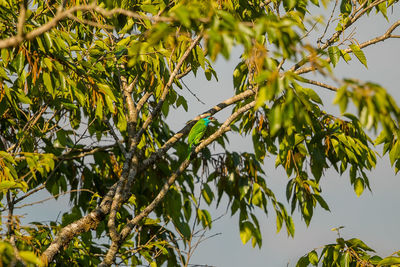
[187,115,215,159]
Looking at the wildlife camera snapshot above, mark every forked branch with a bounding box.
[99,100,256,266]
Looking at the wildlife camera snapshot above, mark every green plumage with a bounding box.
[187,116,214,159]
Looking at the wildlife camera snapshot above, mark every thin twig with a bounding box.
[181,79,206,105]
[295,19,400,75]
[317,0,339,46]
[67,13,114,30]
[301,78,338,92]
[14,189,95,209]
[105,120,127,156]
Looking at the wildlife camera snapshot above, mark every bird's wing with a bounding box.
[188,120,207,145]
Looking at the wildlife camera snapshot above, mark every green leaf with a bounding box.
[369,255,382,264]
[44,32,53,49]
[328,46,341,67]
[340,0,352,15]
[97,83,116,101]
[345,238,375,252]
[308,250,319,265]
[43,72,54,96]
[377,2,388,20]
[197,209,212,228]
[201,184,214,205]
[314,195,330,211]
[196,45,205,68]
[173,5,191,27]
[0,181,18,192]
[300,87,323,104]
[204,68,212,81]
[340,49,352,62]
[239,221,254,245]
[276,212,283,232]
[286,215,295,237]
[15,51,25,74]
[333,86,348,113]
[19,251,43,266]
[283,0,297,11]
[349,44,367,68]
[296,255,310,267]
[174,219,191,240]
[389,140,400,166]
[378,256,400,265]
[354,178,364,197]
[17,91,32,104]
[269,105,282,136]
[341,251,350,267]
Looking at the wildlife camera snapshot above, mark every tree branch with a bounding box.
[301,78,339,92]
[105,120,127,156]
[290,0,390,73]
[135,92,152,114]
[141,88,256,170]
[14,189,95,209]
[295,19,400,75]
[42,181,119,263]
[99,100,256,266]
[42,87,255,263]
[133,34,203,147]
[0,3,175,49]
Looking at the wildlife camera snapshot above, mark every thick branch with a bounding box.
[136,92,152,114]
[141,88,256,170]
[41,86,255,263]
[0,4,174,49]
[102,34,204,248]
[42,182,119,263]
[99,100,256,266]
[17,2,26,39]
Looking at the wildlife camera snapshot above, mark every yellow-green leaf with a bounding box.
[43,72,54,96]
[308,250,319,265]
[240,221,253,245]
[378,256,400,266]
[19,251,43,266]
[328,46,341,67]
[389,140,400,166]
[349,44,367,68]
[354,178,364,197]
[0,181,17,192]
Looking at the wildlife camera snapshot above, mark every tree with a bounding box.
[0,0,399,266]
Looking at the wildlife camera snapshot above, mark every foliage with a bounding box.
[0,0,399,266]
[296,229,400,267]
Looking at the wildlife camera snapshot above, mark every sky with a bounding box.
[14,3,400,267]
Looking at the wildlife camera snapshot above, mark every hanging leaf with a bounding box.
[349,44,367,68]
[328,46,341,67]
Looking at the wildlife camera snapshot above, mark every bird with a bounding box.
[187,115,215,159]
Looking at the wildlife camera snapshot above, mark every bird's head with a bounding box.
[203,116,215,125]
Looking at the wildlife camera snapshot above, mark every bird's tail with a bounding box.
[186,144,193,160]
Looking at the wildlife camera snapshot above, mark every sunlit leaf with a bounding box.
[349,44,367,68]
